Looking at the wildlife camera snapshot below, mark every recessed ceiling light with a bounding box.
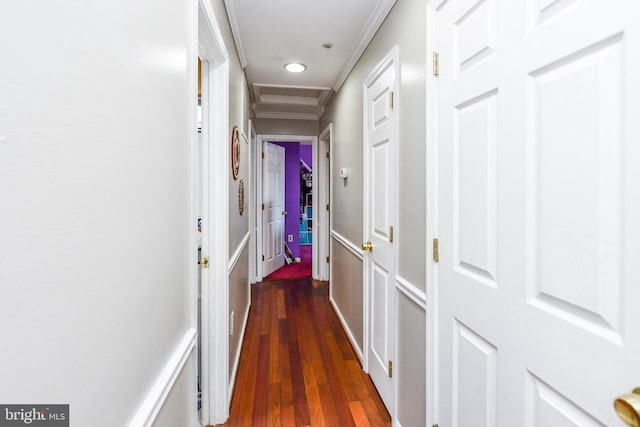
[284,62,306,73]
[322,43,334,49]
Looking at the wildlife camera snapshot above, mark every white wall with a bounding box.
[320,0,427,424]
[0,0,197,425]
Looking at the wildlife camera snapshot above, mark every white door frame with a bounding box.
[425,2,441,426]
[197,0,230,423]
[254,134,320,282]
[318,124,333,282]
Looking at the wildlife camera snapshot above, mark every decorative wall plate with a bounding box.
[238,179,245,215]
[231,125,240,180]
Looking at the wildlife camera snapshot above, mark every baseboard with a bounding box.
[329,296,363,363]
[128,328,197,427]
[228,301,251,405]
[395,276,427,311]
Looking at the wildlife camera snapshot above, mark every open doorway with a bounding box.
[254,134,327,283]
[262,141,313,280]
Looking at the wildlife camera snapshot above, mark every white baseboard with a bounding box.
[329,296,363,363]
[228,301,251,404]
[128,328,197,427]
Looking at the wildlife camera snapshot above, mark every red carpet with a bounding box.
[265,245,312,280]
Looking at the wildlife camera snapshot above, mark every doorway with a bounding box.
[196,0,230,423]
[254,134,327,283]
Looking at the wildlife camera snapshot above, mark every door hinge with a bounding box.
[326,256,330,263]
[389,226,394,243]
[261,151,264,159]
[261,203,265,211]
[433,238,439,262]
[200,257,209,269]
[433,424,439,427]
[326,151,330,159]
[433,51,440,76]
[262,255,265,261]
[389,91,394,109]
[388,360,393,378]
[326,204,330,211]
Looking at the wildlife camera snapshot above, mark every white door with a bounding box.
[262,142,285,277]
[435,0,640,426]
[364,46,398,415]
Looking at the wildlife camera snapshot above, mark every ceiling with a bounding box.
[223,0,397,120]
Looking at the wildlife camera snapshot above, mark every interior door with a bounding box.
[435,0,640,425]
[262,142,285,277]
[364,47,398,415]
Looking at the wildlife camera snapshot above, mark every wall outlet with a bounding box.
[288,234,293,242]
[230,311,234,335]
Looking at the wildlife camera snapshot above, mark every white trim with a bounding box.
[198,0,231,423]
[128,329,197,427]
[228,301,251,405]
[222,0,248,68]
[425,3,440,427]
[329,298,364,363]
[318,124,333,282]
[228,231,251,274]
[333,0,398,92]
[330,230,364,261]
[395,276,427,311]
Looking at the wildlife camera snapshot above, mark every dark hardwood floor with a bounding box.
[217,278,391,426]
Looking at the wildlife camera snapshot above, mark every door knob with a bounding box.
[614,388,640,427]
[361,241,373,252]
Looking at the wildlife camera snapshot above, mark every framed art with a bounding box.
[231,125,240,180]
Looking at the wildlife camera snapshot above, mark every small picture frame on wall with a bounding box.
[231,125,240,180]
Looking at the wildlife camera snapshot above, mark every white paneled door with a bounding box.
[364,46,398,415]
[262,142,285,277]
[435,0,640,426]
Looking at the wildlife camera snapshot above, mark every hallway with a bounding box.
[221,279,391,426]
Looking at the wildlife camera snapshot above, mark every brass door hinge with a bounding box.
[200,257,209,269]
[261,203,265,211]
[433,51,440,76]
[326,204,330,211]
[388,360,393,378]
[389,91,394,109]
[262,255,265,261]
[261,152,264,159]
[326,256,330,263]
[326,151,330,159]
[433,238,439,262]
[389,226,394,243]
[433,424,439,427]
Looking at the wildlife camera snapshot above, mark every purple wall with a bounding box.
[273,142,301,258]
[300,144,312,169]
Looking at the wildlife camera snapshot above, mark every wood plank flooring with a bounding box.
[217,279,391,426]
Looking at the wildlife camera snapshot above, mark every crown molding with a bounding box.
[223,0,248,68]
[332,0,397,92]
